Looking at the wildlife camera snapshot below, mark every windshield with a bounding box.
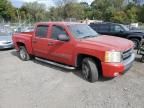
[68,24,99,38]
[121,24,129,31]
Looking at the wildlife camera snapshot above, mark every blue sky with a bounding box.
[10,0,93,8]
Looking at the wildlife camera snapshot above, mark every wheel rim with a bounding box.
[20,49,26,59]
[82,63,90,79]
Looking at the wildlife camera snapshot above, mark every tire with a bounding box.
[131,39,140,49]
[137,48,141,54]
[141,55,144,63]
[81,58,99,83]
[19,46,30,61]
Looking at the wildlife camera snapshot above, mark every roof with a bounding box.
[90,22,121,25]
[35,22,83,26]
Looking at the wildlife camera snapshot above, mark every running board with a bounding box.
[36,57,75,70]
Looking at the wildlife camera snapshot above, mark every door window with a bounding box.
[35,25,48,38]
[51,25,68,40]
[111,25,123,32]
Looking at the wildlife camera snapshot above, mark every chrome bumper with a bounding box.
[123,53,135,71]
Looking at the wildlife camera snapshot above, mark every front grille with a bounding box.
[2,42,11,44]
[122,48,132,60]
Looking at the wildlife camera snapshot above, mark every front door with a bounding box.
[47,25,74,65]
[110,24,125,38]
[32,25,49,58]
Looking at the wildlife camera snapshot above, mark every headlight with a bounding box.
[105,51,122,63]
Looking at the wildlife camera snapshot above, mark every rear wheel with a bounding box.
[19,46,31,61]
[81,58,99,83]
[131,39,140,49]
[141,55,144,63]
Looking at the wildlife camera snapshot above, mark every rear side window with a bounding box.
[35,25,48,38]
[99,24,110,32]
[90,24,100,31]
[90,24,110,32]
[51,25,68,40]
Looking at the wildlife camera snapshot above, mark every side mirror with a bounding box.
[119,30,124,33]
[58,34,69,41]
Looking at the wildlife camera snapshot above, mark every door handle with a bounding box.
[32,40,37,43]
[48,42,54,46]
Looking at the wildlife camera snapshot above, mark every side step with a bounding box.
[36,57,75,70]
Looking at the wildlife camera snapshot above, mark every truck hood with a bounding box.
[79,35,133,51]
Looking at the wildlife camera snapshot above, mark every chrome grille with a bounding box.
[122,48,132,60]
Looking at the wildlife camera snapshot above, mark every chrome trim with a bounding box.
[122,53,135,70]
[36,57,75,70]
[122,48,133,60]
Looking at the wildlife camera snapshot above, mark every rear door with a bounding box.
[32,25,49,58]
[47,25,75,65]
[98,24,111,35]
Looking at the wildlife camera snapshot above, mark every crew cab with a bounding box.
[12,22,135,82]
[89,22,144,48]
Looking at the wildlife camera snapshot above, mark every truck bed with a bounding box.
[14,32,33,37]
[12,32,33,54]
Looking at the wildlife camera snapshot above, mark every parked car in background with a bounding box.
[89,22,144,48]
[0,32,13,49]
[137,40,144,62]
[13,22,135,82]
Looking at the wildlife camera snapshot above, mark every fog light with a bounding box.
[114,72,119,77]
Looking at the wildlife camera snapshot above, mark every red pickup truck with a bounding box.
[12,22,135,82]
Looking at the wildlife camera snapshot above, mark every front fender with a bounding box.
[127,35,143,40]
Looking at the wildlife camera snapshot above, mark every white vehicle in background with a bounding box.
[0,32,13,49]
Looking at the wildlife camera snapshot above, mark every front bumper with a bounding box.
[0,44,14,49]
[101,53,135,77]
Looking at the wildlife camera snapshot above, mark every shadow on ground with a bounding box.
[0,48,14,52]
[10,50,18,57]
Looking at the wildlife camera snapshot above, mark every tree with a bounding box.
[91,0,117,20]
[111,11,128,23]
[53,0,79,20]
[0,0,16,22]
[125,3,139,23]
[21,2,47,22]
[80,2,92,19]
[54,0,77,7]
[110,0,124,10]
[64,3,85,19]
[138,5,144,23]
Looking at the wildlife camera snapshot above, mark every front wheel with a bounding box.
[81,58,99,83]
[131,39,140,49]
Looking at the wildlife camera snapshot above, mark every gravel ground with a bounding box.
[0,49,144,108]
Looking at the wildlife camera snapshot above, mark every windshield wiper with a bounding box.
[81,35,96,39]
